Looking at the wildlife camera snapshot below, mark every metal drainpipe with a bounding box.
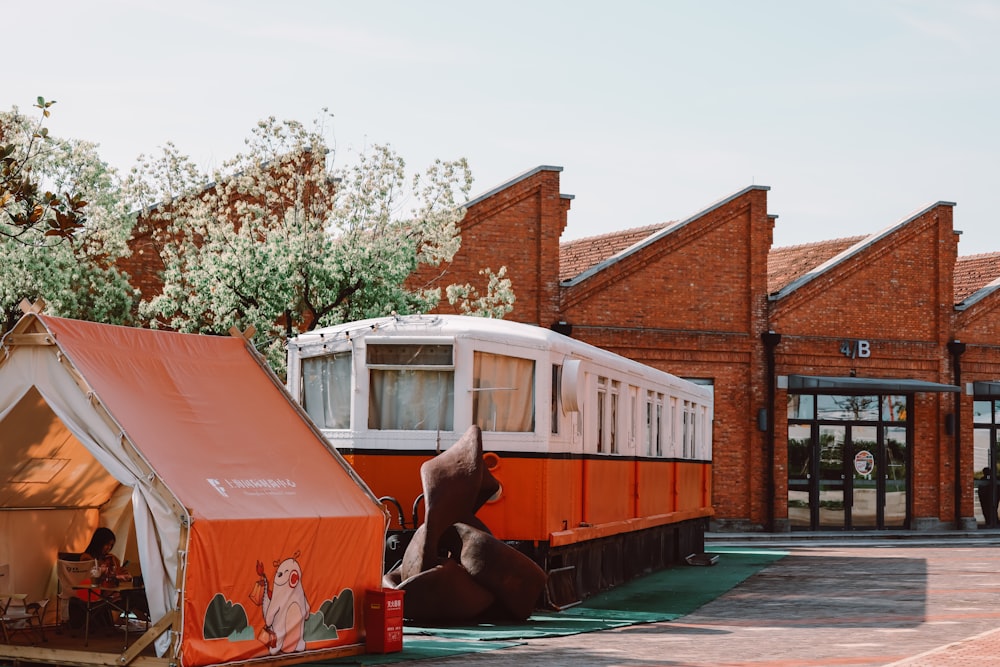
[947,340,966,529]
[762,331,782,532]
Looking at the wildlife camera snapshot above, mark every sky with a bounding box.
[6,0,999,252]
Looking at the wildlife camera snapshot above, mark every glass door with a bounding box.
[787,424,813,528]
[815,425,883,529]
[849,426,878,528]
[883,425,907,528]
[974,400,999,527]
[788,393,910,531]
[817,425,846,529]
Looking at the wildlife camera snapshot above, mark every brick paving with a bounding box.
[408,535,1000,666]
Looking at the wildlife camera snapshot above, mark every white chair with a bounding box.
[0,563,48,644]
[55,556,100,634]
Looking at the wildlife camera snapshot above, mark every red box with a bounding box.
[364,588,405,653]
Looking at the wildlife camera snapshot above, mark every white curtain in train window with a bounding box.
[473,351,534,432]
[302,352,351,428]
[369,369,454,430]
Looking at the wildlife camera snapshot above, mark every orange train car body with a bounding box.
[287,314,714,599]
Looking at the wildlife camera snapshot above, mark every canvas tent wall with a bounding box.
[0,307,386,667]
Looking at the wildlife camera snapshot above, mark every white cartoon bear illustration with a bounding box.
[254,552,309,655]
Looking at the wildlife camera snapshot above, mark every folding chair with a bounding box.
[0,563,48,644]
[55,555,104,636]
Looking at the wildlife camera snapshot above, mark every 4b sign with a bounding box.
[840,339,871,359]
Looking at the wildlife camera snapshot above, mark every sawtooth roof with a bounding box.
[557,204,998,309]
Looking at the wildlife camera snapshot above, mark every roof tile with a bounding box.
[955,252,1000,303]
[559,223,667,281]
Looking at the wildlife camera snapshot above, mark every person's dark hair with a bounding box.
[84,527,116,558]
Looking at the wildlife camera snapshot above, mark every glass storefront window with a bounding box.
[881,395,906,422]
[788,394,814,420]
[816,394,879,421]
[972,400,1000,423]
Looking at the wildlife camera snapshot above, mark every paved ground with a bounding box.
[408,534,1000,666]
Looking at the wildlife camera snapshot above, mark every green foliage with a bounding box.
[2,103,512,376]
[0,100,137,336]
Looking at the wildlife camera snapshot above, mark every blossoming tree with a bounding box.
[126,113,513,371]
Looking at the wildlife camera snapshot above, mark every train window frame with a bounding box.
[366,342,455,431]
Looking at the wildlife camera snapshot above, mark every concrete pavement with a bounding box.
[407,532,1000,666]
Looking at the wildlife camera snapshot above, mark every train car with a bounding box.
[286,314,713,601]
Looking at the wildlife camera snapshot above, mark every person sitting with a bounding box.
[77,527,148,626]
[81,527,131,586]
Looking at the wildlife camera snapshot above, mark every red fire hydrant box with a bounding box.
[364,588,405,653]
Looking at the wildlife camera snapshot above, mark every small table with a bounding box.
[71,582,146,648]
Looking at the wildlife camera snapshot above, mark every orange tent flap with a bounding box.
[181,517,382,664]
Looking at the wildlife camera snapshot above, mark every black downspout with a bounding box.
[948,340,966,529]
[762,331,782,532]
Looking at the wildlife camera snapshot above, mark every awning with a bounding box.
[787,375,960,394]
[973,381,1000,397]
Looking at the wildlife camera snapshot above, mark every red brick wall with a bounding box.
[414,167,568,327]
[769,204,962,527]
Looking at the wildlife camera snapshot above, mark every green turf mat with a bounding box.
[401,547,787,641]
[311,547,786,664]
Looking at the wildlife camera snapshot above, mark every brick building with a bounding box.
[418,165,1000,533]
[124,162,1000,533]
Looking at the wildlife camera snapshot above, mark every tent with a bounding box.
[0,303,386,666]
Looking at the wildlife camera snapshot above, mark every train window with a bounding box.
[645,398,654,456]
[670,397,678,455]
[367,344,455,430]
[551,365,562,434]
[655,394,664,457]
[302,352,351,429]
[645,390,665,457]
[628,387,636,446]
[683,400,695,458]
[596,377,606,453]
[368,344,453,367]
[472,352,535,432]
[610,381,620,454]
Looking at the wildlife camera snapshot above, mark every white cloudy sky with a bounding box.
[6,0,998,251]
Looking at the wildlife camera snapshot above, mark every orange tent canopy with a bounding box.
[0,311,385,666]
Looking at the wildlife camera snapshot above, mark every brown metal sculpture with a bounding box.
[385,425,547,623]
